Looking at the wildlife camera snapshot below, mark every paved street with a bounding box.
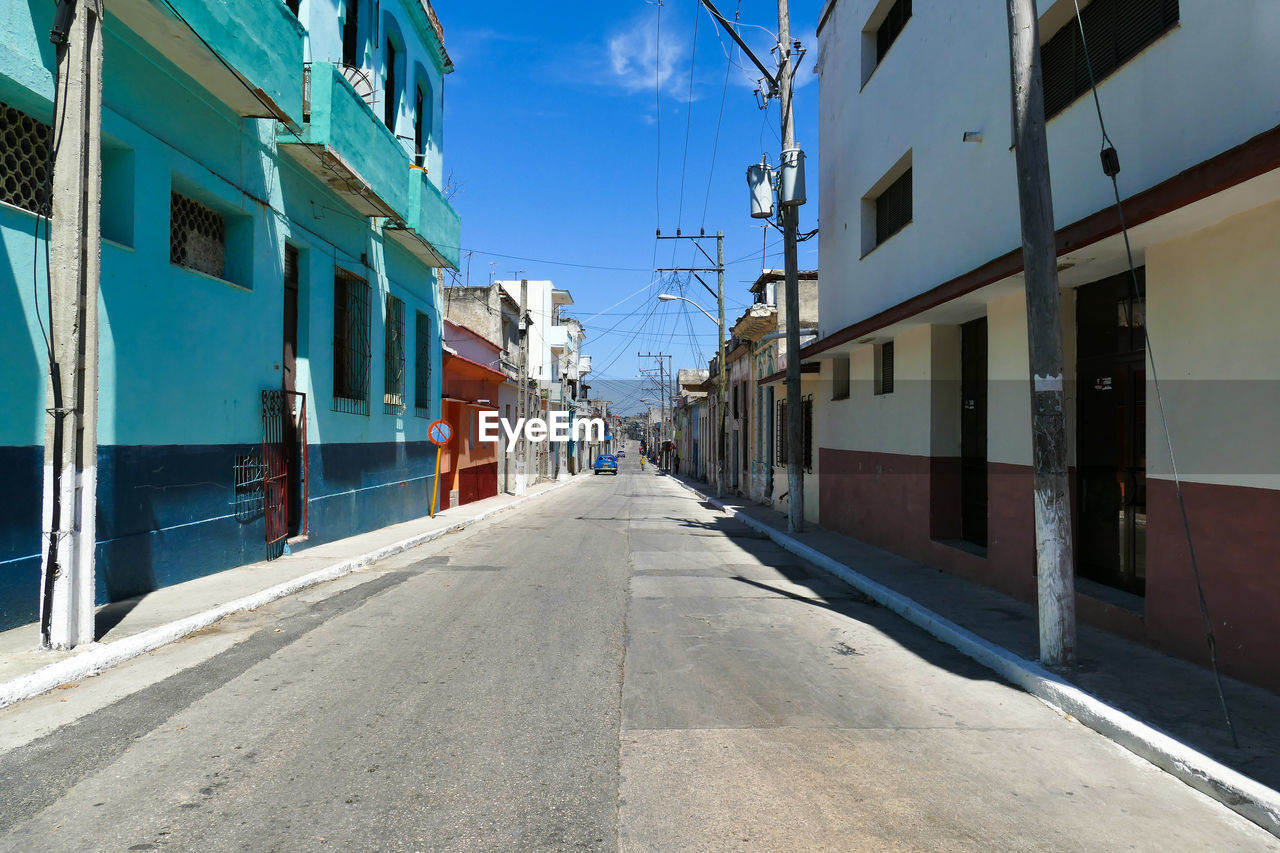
[0,447,1275,852]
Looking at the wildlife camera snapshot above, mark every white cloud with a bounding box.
[605,15,685,95]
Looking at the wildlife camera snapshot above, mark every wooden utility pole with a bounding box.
[1006,0,1076,666]
[776,0,804,533]
[40,0,104,650]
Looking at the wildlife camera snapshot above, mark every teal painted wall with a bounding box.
[0,0,454,628]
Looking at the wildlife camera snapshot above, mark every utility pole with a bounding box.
[655,230,726,495]
[776,0,804,534]
[699,0,807,529]
[716,234,727,499]
[516,279,529,495]
[638,352,673,470]
[1006,0,1076,666]
[40,0,103,650]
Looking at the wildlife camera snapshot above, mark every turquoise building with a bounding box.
[0,0,460,631]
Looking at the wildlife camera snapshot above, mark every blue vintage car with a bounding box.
[593,454,618,475]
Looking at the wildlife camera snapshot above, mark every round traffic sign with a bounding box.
[428,419,453,446]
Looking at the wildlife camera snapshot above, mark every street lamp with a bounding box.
[657,293,721,327]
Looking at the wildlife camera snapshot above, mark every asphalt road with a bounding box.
[0,445,1275,851]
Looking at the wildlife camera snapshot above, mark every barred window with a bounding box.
[414,310,432,418]
[1042,0,1179,120]
[0,101,52,215]
[384,294,405,414]
[333,268,371,414]
[170,191,226,278]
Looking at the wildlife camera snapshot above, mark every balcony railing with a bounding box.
[279,63,409,220]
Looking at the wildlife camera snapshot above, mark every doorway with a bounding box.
[960,317,988,547]
[283,245,307,540]
[1076,271,1146,595]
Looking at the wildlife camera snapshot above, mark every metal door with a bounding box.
[263,389,308,558]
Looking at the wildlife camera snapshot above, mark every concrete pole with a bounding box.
[1006,0,1076,666]
[716,232,727,499]
[777,0,804,533]
[40,0,104,650]
[516,279,528,495]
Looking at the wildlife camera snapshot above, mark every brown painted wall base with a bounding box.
[818,448,1280,693]
[1146,478,1280,692]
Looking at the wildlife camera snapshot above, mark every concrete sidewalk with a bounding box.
[0,475,586,711]
[667,473,1280,838]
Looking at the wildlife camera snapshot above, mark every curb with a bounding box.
[0,476,585,712]
[674,478,1280,838]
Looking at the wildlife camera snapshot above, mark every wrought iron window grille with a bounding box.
[414,310,432,418]
[333,268,371,415]
[384,294,405,414]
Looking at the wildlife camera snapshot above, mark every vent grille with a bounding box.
[0,102,52,215]
[170,191,226,278]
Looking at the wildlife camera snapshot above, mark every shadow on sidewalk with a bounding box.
[669,473,1280,794]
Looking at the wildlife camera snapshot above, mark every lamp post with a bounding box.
[657,291,726,497]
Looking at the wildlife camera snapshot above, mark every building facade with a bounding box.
[814,0,1280,689]
[0,0,459,632]
[441,283,522,492]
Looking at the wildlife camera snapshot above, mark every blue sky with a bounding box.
[440,1,821,411]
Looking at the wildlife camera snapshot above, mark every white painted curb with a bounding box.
[675,478,1280,839]
[0,476,585,712]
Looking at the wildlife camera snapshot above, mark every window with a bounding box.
[341,0,360,67]
[832,356,850,400]
[773,396,812,470]
[0,101,51,215]
[875,341,895,395]
[1041,0,1179,120]
[875,0,911,64]
[776,399,788,466]
[383,38,398,130]
[414,310,432,418]
[101,142,135,247]
[413,85,425,167]
[170,191,226,278]
[384,294,405,414]
[802,395,814,472]
[875,168,912,246]
[333,268,371,414]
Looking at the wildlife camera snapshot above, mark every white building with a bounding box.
[812,0,1280,691]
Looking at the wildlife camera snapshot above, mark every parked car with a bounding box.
[593,454,618,475]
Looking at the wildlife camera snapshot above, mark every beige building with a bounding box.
[813,0,1280,690]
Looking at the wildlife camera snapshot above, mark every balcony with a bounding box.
[278,63,409,220]
[109,0,304,126]
[385,167,461,270]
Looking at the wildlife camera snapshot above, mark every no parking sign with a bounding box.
[428,420,452,517]
[428,419,453,446]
